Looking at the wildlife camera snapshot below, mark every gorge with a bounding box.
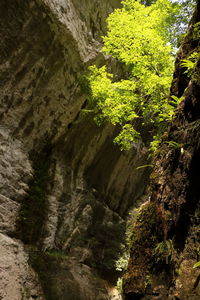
[0,1,199,300]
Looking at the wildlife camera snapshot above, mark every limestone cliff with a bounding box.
[123,3,200,300]
[0,1,150,299]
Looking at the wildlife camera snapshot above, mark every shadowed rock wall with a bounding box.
[0,1,150,299]
[123,3,200,299]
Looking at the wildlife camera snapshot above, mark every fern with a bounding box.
[181,52,199,76]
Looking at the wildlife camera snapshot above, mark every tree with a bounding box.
[86,0,195,151]
[168,0,196,48]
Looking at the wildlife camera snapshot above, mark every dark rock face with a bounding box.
[123,4,200,300]
[0,1,150,299]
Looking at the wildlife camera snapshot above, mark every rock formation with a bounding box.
[123,3,200,299]
[0,1,150,299]
[1,1,199,300]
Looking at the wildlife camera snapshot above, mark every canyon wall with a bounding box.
[0,1,150,299]
[123,3,200,300]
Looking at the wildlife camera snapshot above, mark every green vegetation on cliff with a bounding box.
[86,0,195,151]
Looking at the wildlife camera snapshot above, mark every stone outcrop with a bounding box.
[0,1,150,299]
[123,3,200,300]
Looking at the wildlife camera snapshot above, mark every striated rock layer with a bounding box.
[0,1,150,299]
[123,3,200,300]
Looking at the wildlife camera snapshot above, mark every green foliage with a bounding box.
[153,239,174,264]
[86,0,184,151]
[149,138,161,153]
[193,21,200,40]
[87,65,139,126]
[164,140,180,148]
[115,252,129,271]
[171,94,184,104]
[167,0,196,48]
[114,124,140,150]
[116,277,123,294]
[181,52,199,76]
[193,261,200,269]
[144,275,152,289]
[140,1,196,48]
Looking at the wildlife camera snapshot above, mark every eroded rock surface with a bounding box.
[0,233,44,300]
[0,1,150,299]
[123,3,200,299]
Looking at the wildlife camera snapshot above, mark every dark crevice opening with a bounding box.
[125,292,145,300]
[15,145,52,245]
[193,274,200,290]
[183,82,200,123]
[174,149,200,250]
[67,100,88,130]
